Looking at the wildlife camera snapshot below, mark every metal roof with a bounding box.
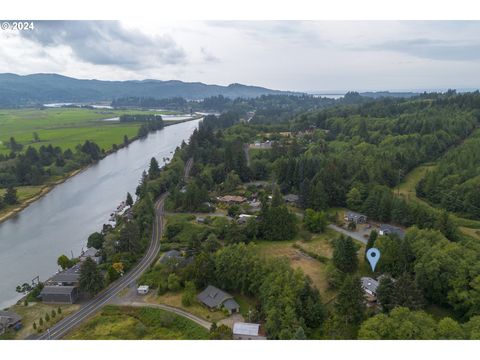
[0,311,21,325]
[81,247,99,258]
[223,298,240,311]
[361,277,379,294]
[380,224,405,238]
[50,264,81,283]
[233,322,260,336]
[40,285,77,295]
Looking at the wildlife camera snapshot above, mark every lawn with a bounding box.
[145,291,227,323]
[0,185,45,220]
[0,107,178,154]
[6,301,79,339]
[255,228,339,303]
[67,305,209,340]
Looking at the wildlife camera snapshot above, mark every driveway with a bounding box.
[328,224,369,244]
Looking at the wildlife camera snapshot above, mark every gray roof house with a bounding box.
[283,194,300,204]
[233,322,266,340]
[48,264,82,286]
[345,211,367,224]
[0,311,22,334]
[379,224,405,239]
[80,247,102,264]
[361,277,379,297]
[197,285,240,314]
[40,286,79,304]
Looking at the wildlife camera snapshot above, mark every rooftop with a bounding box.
[361,277,379,294]
[0,311,22,325]
[197,285,234,308]
[233,322,260,336]
[40,285,77,295]
[50,264,82,283]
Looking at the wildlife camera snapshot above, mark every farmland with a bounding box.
[0,107,177,154]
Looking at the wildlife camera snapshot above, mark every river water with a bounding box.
[0,119,200,309]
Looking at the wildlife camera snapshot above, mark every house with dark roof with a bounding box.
[197,285,240,314]
[0,311,22,334]
[80,247,102,264]
[379,224,405,239]
[344,211,367,224]
[40,286,79,304]
[48,264,82,286]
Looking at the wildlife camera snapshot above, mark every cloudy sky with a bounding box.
[1,20,479,92]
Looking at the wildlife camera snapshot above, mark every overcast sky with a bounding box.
[1,20,479,92]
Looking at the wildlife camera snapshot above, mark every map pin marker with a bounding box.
[366,248,381,272]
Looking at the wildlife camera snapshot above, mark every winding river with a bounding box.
[0,119,200,309]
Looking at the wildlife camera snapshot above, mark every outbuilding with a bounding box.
[40,285,79,304]
[233,322,266,340]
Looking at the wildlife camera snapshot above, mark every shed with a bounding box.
[40,286,79,304]
[233,322,266,340]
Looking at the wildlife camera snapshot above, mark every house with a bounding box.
[344,211,367,224]
[0,311,22,334]
[80,247,102,265]
[137,285,149,295]
[379,224,405,239]
[197,285,240,314]
[233,322,266,340]
[217,195,246,204]
[48,264,82,286]
[160,249,182,265]
[248,200,262,212]
[361,277,379,305]
[283,194,300,204]
[40,285,79,304]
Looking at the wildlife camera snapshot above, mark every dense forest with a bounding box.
[417,129,480,219]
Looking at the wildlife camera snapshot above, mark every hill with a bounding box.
[0,73,298,107]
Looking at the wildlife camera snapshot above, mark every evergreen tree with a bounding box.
[149,157,161,179]
[377,275,396,312]
[332,235,358,273]
[3,186,18,205]
[394,273,424,310]
[79,258,104,296]
[126,192,134,207]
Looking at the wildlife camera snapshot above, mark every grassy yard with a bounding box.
[67,305,209,340]
[0,107,177,154]
[5,301,79,339]
[0,185,46,220]
[255,228,339,303]
[144,291,227,323]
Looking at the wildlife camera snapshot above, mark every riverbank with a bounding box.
[0,116,202,225]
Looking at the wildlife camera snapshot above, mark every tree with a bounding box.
[330,275,365,338]
[332,235,358,273]
[45,312,50,322]
[223,171,241,192]
[57,254,72,270]
[376,275,396,312]
[3,187,18,205]
[303,209,327,233]
[437,317,464,339]
[149,157,160,179]
[210,324,233,339]
[182,281,196,306]
[87,232,104,249]
[51,309,56,319]
[33,132,40,143]
[126,192,134,207]
[123,134,129,146]
[358,307,438,340]
[79,258,104,296]
[346,187,362,211]
[366,229,377,252]
[33,321,37,330]
[294,326,307,340]
[167,273,181,291]
[393,273,424,310]
[57,307,62,315]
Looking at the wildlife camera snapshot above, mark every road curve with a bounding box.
[38,194,167,340]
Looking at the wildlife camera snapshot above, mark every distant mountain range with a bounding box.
[0,73,299,107]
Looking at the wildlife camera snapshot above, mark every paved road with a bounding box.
[328,224,368,244]
[128,302,212,330]
[38,194,166,340]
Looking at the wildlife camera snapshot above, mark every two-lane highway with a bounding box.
[38,194,167,340]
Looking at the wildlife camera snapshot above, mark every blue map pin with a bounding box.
[366,248,381,272]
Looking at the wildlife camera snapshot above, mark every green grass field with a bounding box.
[0,108,176,154]
[67,305,209,340]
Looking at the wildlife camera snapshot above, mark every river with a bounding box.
[0,119,200,309]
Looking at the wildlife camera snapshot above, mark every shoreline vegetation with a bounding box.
[0,115,202,225]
